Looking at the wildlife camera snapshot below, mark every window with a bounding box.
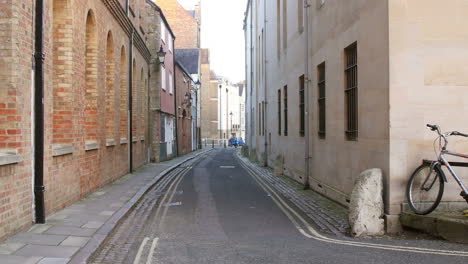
[169,72,173,94]
[258,103,261,136]
[299,75,305,137]
[318,62,326,138]
[85,10,98,143]
[161,66,166,91]
[298,0,304,33]
[105,31,115,141]
[283,0,288,49]
[278,89,281,135]
[283,86,288,136]
[168,36,173,52]
[161,22,166,43]
[345,43,358,140]
[119,46,127,140]
[277,0,281,59]
[262,101,265,136]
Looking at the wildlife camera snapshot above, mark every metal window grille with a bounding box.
[318,63,326,138]
[299,75,305,137]
[345,43,358,140]
[278,89,282,135]
[258,103,261,136]
[283,86,288,136]
[262,101,265,136]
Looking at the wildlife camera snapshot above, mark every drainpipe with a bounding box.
[129,30,134,173]
[303,0,311,189]
[249,2,254,153]
[263,0,268,167]
[33,0,46,224]
[173,48,178,157]
[147,67,151,163]
[126,0,129,15]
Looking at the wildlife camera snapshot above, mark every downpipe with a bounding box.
[33,0,46,224]
[128,30,134,173]
[303,0,311,190]
[263,0,268,168]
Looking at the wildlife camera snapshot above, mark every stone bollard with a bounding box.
[348,168,385,237]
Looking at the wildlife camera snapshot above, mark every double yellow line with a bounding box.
[238,157,468,258]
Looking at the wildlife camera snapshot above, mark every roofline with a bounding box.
[145,0,176,39]
[243,0,251,30]
[175,60,195,82]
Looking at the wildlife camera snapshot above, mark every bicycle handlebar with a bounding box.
[451,131,468,137]
[427,124,468,138]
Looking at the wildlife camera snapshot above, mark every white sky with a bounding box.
[178,0,247,82]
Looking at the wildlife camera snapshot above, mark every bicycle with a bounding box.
[406,124,468,215]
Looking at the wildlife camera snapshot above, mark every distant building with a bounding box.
[200,49,219,140]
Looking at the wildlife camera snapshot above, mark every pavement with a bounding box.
[2,148,468,264]
[0,149,212,264]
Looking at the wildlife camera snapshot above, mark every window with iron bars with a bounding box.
[345,43,358,140]
[299,75,305,137]
[318,62,326,138]
[258,103,261,136]
[278,89,281,135]
[283,86,288,136]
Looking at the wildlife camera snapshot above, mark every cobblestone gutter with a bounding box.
[237,152,350,236]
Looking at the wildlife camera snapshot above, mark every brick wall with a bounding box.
[157,0,200,49]
[0,0,156,241]
[175,64,192,155]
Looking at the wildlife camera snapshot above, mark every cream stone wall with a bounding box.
[388,0,468,215]
[307,0,390,208]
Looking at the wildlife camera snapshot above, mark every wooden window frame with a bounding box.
[283,86,288,136]
[299,75,305,137]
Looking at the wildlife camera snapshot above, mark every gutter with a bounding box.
[33,0,46,223]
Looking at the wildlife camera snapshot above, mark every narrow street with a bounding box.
[90,149,467,264]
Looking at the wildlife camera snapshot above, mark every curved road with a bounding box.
[91,148,468,264]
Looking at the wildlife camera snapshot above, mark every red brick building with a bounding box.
[0,0,166,240]
[175,62,194,155]
[156,0,201,49]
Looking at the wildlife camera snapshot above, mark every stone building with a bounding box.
[200,49,220,140]
[244,0,468,231]
[0,0,169,240]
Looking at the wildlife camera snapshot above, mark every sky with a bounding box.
[179,0,247,82]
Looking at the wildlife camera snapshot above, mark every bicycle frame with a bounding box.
[438,150,468,197]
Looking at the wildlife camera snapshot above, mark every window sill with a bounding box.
[106,139,116,147]
[53,144,74,157]
[120,138,129,145]
[140,136,145,142]
[85,140,99,151]
[132,137,138,143]
[0,152,22,166]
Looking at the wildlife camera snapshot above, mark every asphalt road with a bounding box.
[91,148,468,264]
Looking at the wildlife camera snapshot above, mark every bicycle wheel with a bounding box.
[406,163,444,215]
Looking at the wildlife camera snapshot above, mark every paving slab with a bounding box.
[0,242,25,255]
[60,237,90,247]
[45,227,96,237]
[37,258,70,264]
[0,255,42,264]
[15,245,79,258]
[7,234,67,246]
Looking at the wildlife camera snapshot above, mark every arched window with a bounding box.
[140,68,145,138]
[105,31,115,142]
[119,46,127,141]
[132,60,137,140]
[85,10,98,144]
[52,0,73,146]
